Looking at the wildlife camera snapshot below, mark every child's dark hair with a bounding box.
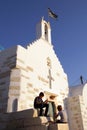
[39,92,44,97]
[57,105,62,111]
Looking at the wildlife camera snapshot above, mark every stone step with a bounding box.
[9,109,38,119]
[6,116,53,129]
[0,113,10,130]
[48,123,69,130]
[2,123,69,130]
[4,124,48,130]
[0,109,38,129]
[24,117,53,126]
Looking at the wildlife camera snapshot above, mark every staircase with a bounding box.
[0,109,69,130]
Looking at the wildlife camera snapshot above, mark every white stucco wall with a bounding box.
[69,83,87,107]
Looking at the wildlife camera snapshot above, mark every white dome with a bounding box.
[69,83,87,107]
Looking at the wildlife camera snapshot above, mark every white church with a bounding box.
[0,18,87,130]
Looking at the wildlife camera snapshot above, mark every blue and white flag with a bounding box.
[48,8,58,19]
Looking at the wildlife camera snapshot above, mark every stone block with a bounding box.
[7,116,53,129]
[9,109,38,119]
[6,124,48,130]
[58,124,69,130]
[24,116,53,126]
[0,113,10,129]
[48,123,69,130]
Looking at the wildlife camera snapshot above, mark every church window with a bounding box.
[44,24,48,35]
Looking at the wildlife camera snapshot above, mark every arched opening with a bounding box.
[12,98,18,112]
[44,23,48,41]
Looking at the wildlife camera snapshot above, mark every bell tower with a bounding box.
[36,17,51,44]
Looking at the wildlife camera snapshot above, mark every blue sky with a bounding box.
[0,0,87,86]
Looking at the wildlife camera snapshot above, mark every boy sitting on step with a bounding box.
[34,92,49,116]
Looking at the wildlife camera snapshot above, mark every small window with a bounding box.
[45,24,48,35]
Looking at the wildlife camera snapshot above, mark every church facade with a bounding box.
[0,18,69,113]
[1,18,87,130]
